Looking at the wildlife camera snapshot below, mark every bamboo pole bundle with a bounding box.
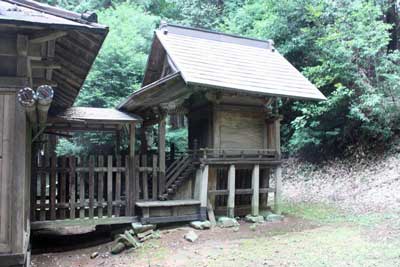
[17,87,37,124]
[36,85,54,125]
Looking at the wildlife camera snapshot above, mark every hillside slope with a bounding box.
[283,151,400,213]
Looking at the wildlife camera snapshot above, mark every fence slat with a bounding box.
[98,155,104,218]
[50,156,57,220]
[79,157,85,219]
[115,155,121,216]
[107,155,113,217]
[89,155,95,219]
[125,155,130,216]
[69,156,76,219]
[39,156,47,221]
[152,155,158,200]
[60,157,67,219]
[142,154,148,200]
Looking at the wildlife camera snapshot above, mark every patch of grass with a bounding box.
[282,201,346,223]
[282,201,400,229]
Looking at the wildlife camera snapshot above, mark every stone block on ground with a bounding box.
[264,213,284,222]
[190,220,211,230]
[217,217,240,228]
[131,222,156,234]
[184,230,198,242]
[244,214,264,223]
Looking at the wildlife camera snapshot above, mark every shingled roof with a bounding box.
[140,24,325,101]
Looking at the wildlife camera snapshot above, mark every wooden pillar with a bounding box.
[129,123,136,216]
[194,168,202,200]
[260,168,270,209]
[274,118,281,158]
[227,164,235,218]
[208,167,217,209]
[251,164,260,216]
[200,165,209,210]
[140,125,147,154]
[158,117,166,195]
[274,165,282,214]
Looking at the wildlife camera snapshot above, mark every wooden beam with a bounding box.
[31,60,61,70]
[227,164,235,218]
[0,77,28,87]
[30,31,67,44]
[33,78,57,87]
[251,164,260,216]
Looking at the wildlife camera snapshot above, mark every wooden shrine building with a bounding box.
[118,24,326,223]
[0,4,325,266]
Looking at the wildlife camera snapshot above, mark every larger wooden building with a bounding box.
[0,4,325,266]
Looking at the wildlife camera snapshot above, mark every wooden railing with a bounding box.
[31,154,159,223]
[197,148,280,163]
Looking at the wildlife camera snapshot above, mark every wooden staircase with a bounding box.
[160,154,196,200]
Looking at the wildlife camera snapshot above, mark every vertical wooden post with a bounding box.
[69,156,76,219]
[79,157,85,219]
[115,155,122,216]
[50,155,56,220]
[251,164,260,216]
[141,154,148,200]
[158,117,166,196]
[274,166,282,214]
[115,129,121,155]
[88,155,95,219]
[152,155,158,200]
[260,168,270,209]
[199,165,209,211]
[98,155,104,218]
[208,168,217,210]
[194,168,202,200]
[107,155,113,217]
[60,157,67,219]
[274,118,281,158]
[227,164,235,218]
[129,123,136,215]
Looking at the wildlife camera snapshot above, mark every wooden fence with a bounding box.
[31,154,159,223]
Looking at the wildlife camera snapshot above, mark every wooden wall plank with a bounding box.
[49,156,57,220]
[141,155,148,200]
[39,156,47,221]
[152,155,158,200]
[69,156,76,219]
[107,155,113,217]
[59,157,67,219]
[98,155,104,218]
[115,155,121,216]
[79,157,85,219]
[88,155,95,219]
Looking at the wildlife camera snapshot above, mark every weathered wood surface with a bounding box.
[31,154,160,222]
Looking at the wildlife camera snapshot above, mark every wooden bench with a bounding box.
[136,200,203,224]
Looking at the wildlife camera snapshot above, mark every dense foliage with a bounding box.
[45,0,400,159]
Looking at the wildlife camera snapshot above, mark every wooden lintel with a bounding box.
[31,60,61,70]
[30,31,67,44]
[33,78,57,87]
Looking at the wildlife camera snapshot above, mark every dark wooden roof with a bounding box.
[142,24,325,101]
[47,107,141,132]
[0,0,108,113]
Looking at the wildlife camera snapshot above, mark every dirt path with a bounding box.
[31,210,400,267]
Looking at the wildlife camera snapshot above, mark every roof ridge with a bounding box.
[2,0,105,27]
[160,23,270,45]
